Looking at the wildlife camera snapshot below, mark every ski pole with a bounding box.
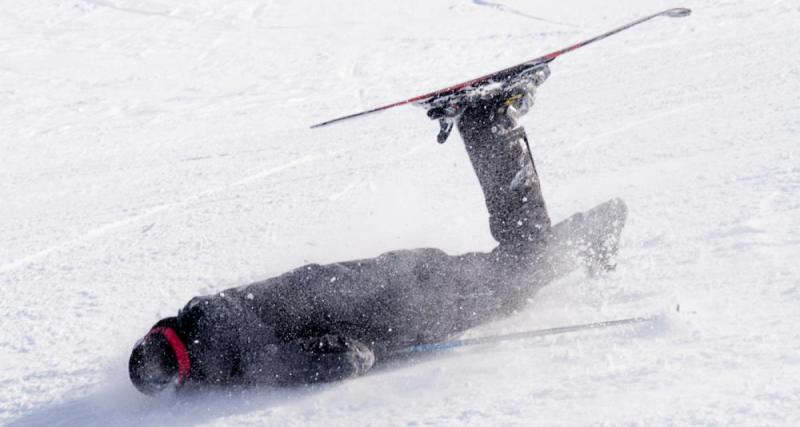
[395,316,654,355]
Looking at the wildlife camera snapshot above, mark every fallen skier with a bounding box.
[129,64,627,395]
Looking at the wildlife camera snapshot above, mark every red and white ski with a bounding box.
[311,8,690,130]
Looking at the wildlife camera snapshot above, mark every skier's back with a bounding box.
[128,64,627,394]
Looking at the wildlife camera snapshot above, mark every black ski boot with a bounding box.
[427,64,550,143]
[576,198,628,276]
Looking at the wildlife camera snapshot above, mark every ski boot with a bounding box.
[425,63,550,143]
[577,198,628,276]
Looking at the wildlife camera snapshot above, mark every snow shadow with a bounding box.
[7,348,472,427]
[7,380,329,427]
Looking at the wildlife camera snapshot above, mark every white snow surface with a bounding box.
[2,0,799,425]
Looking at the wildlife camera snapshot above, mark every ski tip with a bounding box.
[310,118,341,129]
[310,118,339,129]
[665,7,691,18]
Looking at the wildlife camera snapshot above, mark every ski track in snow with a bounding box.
[470,0,582,28]
[0,150,348,273]
[78,0,182,20]
[568,101,706,151]
[2,0,800,425]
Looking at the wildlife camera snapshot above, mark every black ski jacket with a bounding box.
[153,244,539,387]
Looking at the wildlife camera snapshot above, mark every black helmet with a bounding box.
[129,327,187,395]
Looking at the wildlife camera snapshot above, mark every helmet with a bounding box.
[128,327,189,395]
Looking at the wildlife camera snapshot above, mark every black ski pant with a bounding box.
[396,101,632,343]
[459,101,627,271]
[270,103,632,360]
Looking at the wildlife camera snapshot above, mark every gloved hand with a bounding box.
[293,334,375,382]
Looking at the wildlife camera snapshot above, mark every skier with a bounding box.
[128,64,627,395]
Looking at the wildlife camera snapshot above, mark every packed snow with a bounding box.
[1,0,799,425]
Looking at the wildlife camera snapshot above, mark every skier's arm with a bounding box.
[274,334,375,385]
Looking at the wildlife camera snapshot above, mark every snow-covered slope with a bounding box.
[2,0,798,425]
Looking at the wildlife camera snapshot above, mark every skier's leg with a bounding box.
[434,66,627,331]
[441,198,628,334]
[430,91,554,327]
[457,98,551,252]
[535,198,628,282]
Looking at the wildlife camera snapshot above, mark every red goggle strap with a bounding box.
[148,326,191,385]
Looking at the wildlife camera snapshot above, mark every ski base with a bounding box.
[311,8,691,130]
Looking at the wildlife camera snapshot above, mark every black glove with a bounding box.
[289,334,375,384]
